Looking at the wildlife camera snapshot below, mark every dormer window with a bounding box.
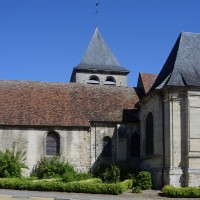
[104,76,116,85]
[87,75,100,84]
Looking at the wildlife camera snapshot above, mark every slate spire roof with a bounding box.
[74,27,129,73]
[152,32,200,90]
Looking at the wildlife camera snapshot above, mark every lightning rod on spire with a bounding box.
[95,1,100,27]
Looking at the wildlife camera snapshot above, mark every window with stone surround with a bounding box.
[102,136,112,157]
[46,131,60,156]
[146,112,154,155]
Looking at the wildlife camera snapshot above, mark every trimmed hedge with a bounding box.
[162,185,200,198]
[0,178,133,195]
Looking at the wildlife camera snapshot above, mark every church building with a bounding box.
[0,27,200,188]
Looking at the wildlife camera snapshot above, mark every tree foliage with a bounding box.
[0,143,28,178]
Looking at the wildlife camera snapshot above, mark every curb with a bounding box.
[0,195,76,200]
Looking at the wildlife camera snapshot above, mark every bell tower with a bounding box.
[70,27,129,86]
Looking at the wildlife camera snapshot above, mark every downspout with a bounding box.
[95,123,97,161]
[89,127,92,170]
[162,94,166,187]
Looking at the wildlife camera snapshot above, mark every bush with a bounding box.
[136,171,152,190]
[31,157,75,179]
[132,186,142,193]
[0,143,28,178]
[92,164,120,183]
[63,172,92,183]
[162,185,200,198]
[103,165,120,183]
[76,172,92,181]
[62,172,76,183]
[0,178,132,195]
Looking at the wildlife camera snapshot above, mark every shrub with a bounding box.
[136,171,152,190]
[63,172,92,183]
[76,172,92,181]
[0,178,132,195]
[62,172,76,183]
[103,165,120,183]
[0,143,28,178]
[92,164,120,183]
[31,157,75,179]
[162,185,200,198]
[92,164,107,179]
[132,186,142,193]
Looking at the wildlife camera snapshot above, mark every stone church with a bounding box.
[0,27,200,188]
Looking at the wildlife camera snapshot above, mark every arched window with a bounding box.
[102,136,112,157]
[131,132,140,157]
[146,112,154,155]
[46,131,60,156]
[104,76,116,85]
[87,75,100,84]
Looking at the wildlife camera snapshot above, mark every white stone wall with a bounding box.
[139,93,164,188]
[90,124,117,168]
[187,89,200,186]
[139,88,191,188]
[0,127,91,175]
[75,72,127,86]
[164,89,187,187]
[89,123,139,170]
[0,123,139,176]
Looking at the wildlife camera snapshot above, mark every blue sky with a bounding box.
[0,0,200,86]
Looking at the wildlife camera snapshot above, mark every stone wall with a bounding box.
[0,127,91,175]
[164,89,187,187]
[139,93,164,188]
[0,122,139,176]
[90,122,139,170]
[75,72,127,86]
[187,89,200,187]
[139,87,197,188]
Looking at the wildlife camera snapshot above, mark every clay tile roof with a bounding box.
[136,73,158,99]
[0,81,139,127]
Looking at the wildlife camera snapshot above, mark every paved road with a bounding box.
[1,189,200,200]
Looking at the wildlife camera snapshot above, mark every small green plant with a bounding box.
[31,156,75,179]
[132,186,142,193]
[0,143,28,178]
[136,171,152,190]
[92,164,120,183]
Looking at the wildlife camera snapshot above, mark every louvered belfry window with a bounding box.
[46,132,60,156]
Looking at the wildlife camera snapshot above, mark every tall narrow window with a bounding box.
[102,136,112,157]
[46,131,60,156]
[131,132,140,157]
[146,112,154,155]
